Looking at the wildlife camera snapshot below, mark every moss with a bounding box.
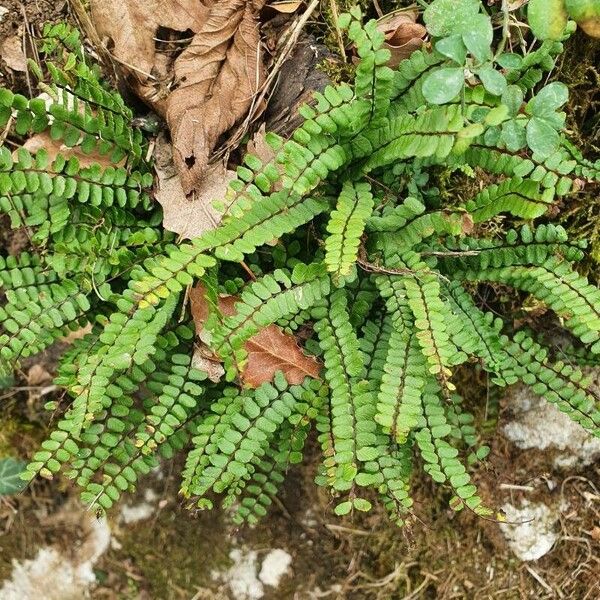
[104,506,232,598]
[317,57,355,85]
[556,31,600,156]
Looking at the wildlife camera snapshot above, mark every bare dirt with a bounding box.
[2,395,599,599]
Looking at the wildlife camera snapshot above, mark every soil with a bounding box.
[0,0,69,88]
[2,379,599,599]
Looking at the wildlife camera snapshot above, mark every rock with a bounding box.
[258,548,292,587]
[119,488,158,525]
[0,516,110,599]
[212,546,292,600]
[502,385,600,469]
[499,501,559,561]
[222,549,263,600]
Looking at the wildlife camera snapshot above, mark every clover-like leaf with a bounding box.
[496,53,523,70]
[478,67,507,97]
[423,0,480,37]
[0,458,27,495]
[526,82,569,117]
[422,67,464,104]
[461,14,493,63]
[526,116,560,159]
[501,120,527,152]
[502,85,525,117]
[435,34,467,65]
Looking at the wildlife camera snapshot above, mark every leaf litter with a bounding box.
[375,9,426,68]
[189,284,321,387]
[90,0,267,194]
[153,131,235,238]
[81,0,425,387]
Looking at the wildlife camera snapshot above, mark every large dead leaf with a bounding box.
[90,0,210,110]
[166,0,266,194]
[189,284,320,387]
[154,132,234,238]
[91,0,267,208]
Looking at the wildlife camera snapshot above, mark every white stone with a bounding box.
[258,549,292,587]
[213,546,293,599]
[500,501,559,561]
[503,386,600,469]
[119,488,158,524]
[0,517,110,599]
[226,549,264,600]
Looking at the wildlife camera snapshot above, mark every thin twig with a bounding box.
[67,0,114,67]
[524,565,554,595]
[494,0,511,59]
[19,3,33,98]
[328,0,347,63]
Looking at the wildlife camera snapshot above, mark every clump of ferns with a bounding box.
[1,5,600,527]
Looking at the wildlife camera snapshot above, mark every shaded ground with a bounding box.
[1,389,599,599]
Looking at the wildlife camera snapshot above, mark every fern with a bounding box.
[3,5,600,529]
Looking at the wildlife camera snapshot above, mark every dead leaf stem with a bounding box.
[327,0,347,63]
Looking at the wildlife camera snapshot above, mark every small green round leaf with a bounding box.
[422,68,465,105]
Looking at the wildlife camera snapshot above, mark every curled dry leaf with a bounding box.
[376,9,426,68]
[90,0,209,111]
[267,1,303,14]
[189,284,321,387]
[166,0,266,194]
[154,132,235,239]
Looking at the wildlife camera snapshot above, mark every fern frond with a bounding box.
[455,258,600,351]
[313,289,364,491]
[465,177,550,222]
[185,374,309,503]
[324,180,374,283]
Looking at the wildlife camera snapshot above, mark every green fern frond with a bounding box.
[8,11,600,528]
[324,180,374,283]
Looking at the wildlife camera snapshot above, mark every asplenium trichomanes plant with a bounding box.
[2,1,600,525]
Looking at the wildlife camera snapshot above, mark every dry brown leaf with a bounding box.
[90,0,268,231]
[246,123,277,166]
[1,32,27,72]
[189,284,321,387]
[268,1,303,13]
[461,213,474,235]
[90,0,209,109]
[61,324,93,343]
[27,364,52,386]
[242,326,321,387]
[154,132,235,239]
[376,10,426,69]
[508,0,528,10]
[166,0,266,194]
[191,344,226,382]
